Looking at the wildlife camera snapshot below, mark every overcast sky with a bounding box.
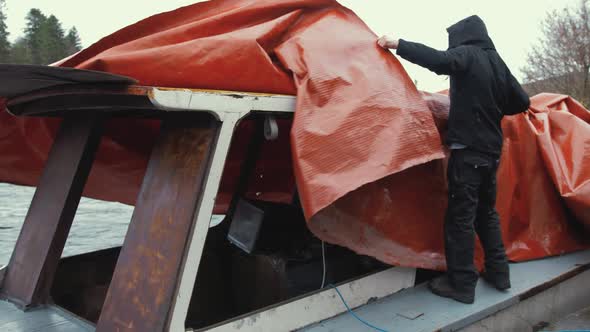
[3,0,578,92]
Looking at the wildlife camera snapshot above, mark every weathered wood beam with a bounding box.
[0,114,103,308]
[96,113,219,332]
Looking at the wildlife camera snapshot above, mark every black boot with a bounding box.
[428,275,475,304]
[481,271,510,291]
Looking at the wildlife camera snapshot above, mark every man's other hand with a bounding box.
[377,35,399,49]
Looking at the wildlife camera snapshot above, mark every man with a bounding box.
[377,15,530,304]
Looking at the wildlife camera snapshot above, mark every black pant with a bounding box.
[445,149,509,293]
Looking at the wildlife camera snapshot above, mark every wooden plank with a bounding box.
[96,113,219,332]
[208,267,416,332]
[0,115,103,308]
[0,301,94,332]
[302,250,590,332]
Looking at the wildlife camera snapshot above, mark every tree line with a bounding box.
[0,0,82,65]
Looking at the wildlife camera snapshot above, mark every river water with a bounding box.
[0,183,133,266]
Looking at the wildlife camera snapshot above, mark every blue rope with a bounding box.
[330,284,389,332]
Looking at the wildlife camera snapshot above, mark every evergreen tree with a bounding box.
[10,38,32,64]
[24,8,47,64]
[65,27,82,56]
[39,15,67,64]
[5,7,83,65]
[0,0,10,63]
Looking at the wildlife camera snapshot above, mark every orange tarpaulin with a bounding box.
[1,0,589,269]
[310,93,590,270]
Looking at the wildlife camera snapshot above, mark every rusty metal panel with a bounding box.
[0,115,103,308]
[96,113,219,332]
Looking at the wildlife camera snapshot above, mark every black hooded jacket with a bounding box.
[396,15,530,156]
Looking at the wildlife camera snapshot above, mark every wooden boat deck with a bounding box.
[0,251,590,332]
[302,250,590,332]
[0,301,93,332]
[1,250,590,331]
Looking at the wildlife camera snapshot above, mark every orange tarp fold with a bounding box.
[1,0,588,269]
[309,93,590,270]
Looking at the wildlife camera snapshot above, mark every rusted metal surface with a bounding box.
[96,113,219,332]
[0,115,103,308]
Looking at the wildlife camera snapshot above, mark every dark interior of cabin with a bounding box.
[48,115,393,330]
[50,199,390,329]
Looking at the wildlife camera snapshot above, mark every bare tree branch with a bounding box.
[522,0,590,107]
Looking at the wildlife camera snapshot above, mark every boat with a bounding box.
[0,65,589,332]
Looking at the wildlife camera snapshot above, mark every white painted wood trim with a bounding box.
[459,270,590,332]
[157,87,297,331]
[205,267,416,332]
[149,88,296,120]
[156,88,414,332]
[0,265,6,286]
[169,113,244,332]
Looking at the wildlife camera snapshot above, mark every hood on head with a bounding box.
[447,15,495,50]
